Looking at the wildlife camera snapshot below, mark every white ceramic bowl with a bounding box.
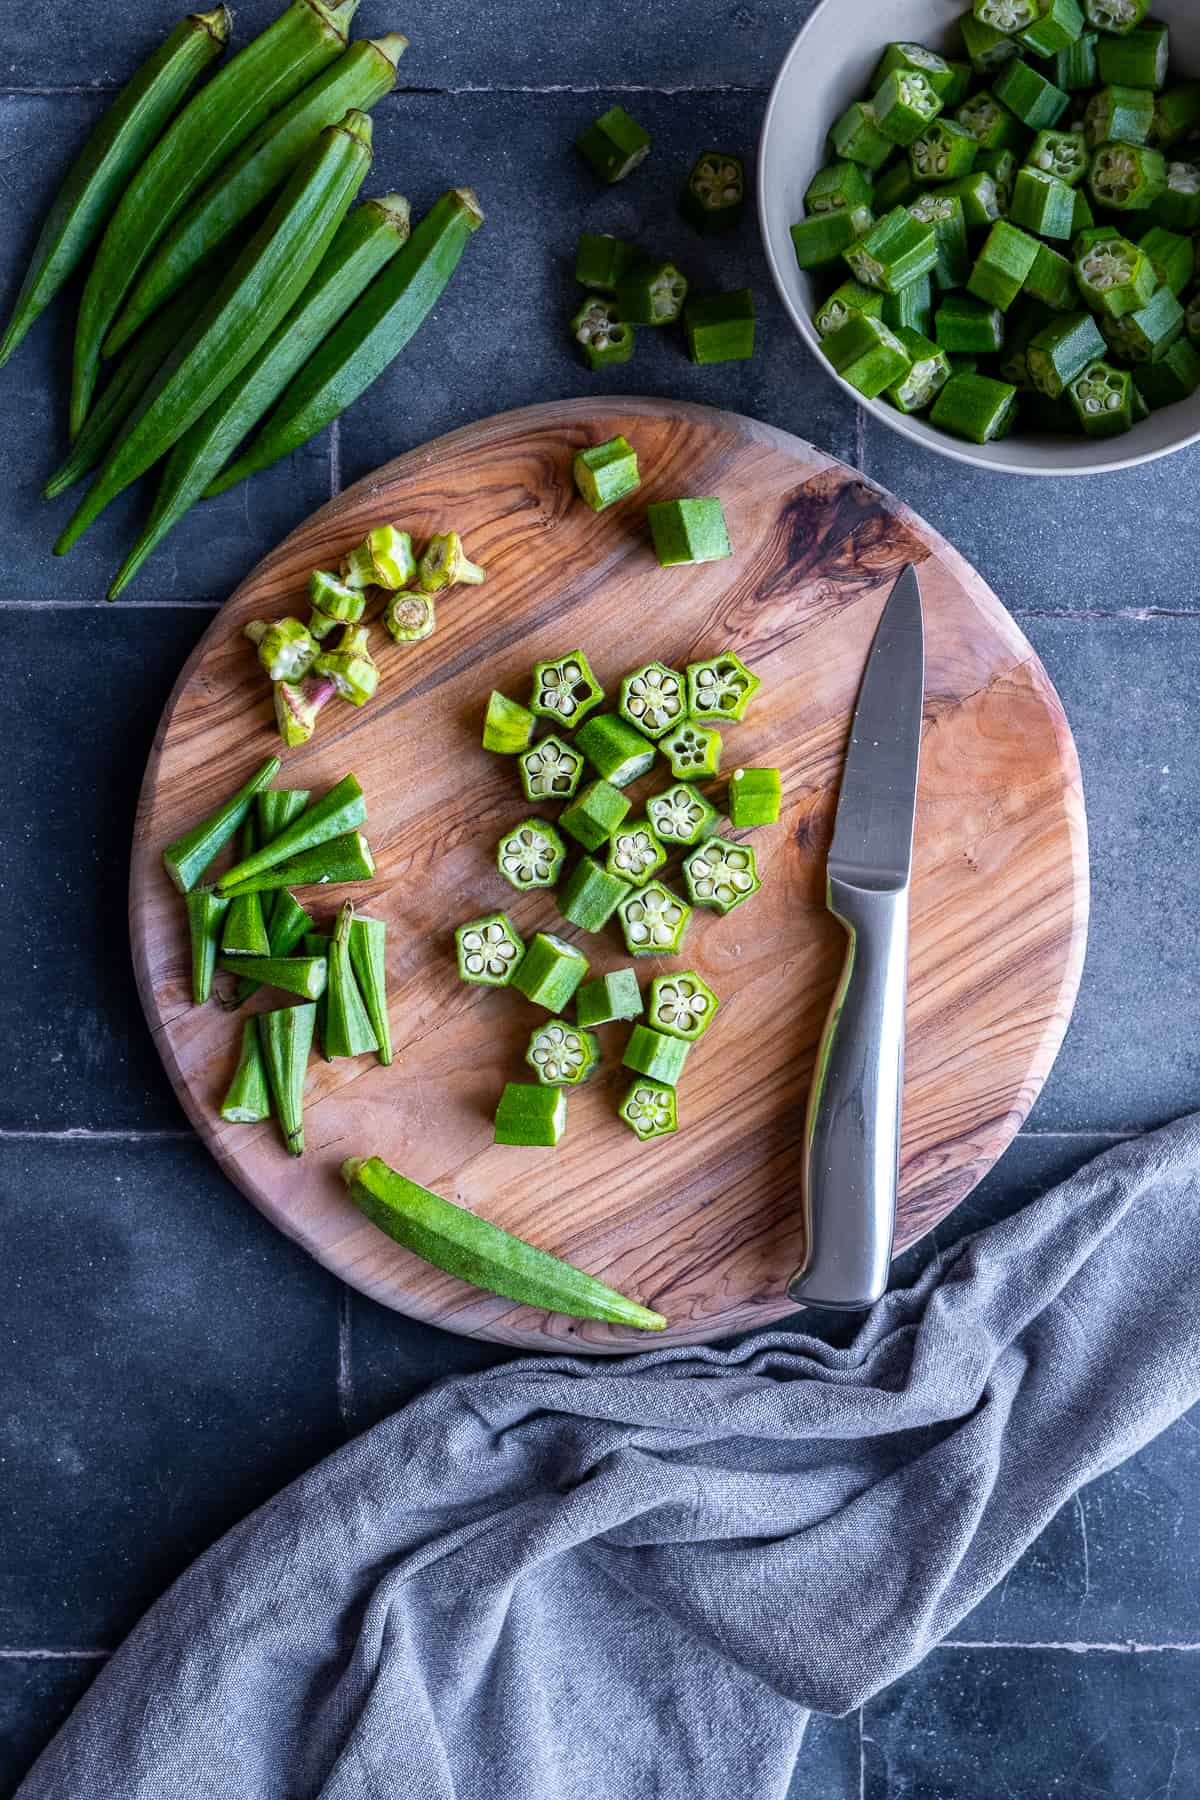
[758,0,1200,475]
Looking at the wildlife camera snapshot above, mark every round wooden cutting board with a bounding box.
[131,398,1088,1354]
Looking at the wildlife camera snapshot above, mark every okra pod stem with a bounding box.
[221,1018,272,1123]
[162,753,280,893]
[261,1003,318,1156]
[0,8,229,372]
[185,885,230,1004]
[217,774,365,892]
[108,33,407,355]
[209,187,484,491]
[348,913,391,1065]
[218,828,376,898]
[323,902,377,1058]
[71,0,359,438]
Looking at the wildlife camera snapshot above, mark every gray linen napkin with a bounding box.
[19,1115,1200,1800]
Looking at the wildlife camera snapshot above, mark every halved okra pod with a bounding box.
[163,754,281,893]
[573,435,641,510]
[260,1002,318,1156]
[557,857,631,932]
[646,497,732,565]
[497,820,568,891]
[681,151,746,232]
[575,714,657,788]
[682,838,762,915]
[72,0,359,439]
[455,913,525,986]
[648,972,719,1042]
[530,651,605,728]
[575,105,651,183]
[511,933,589,1011]
[108,32,408,355]
[618,662,686,739]
[0,7,230,371]
[647,783,718,847]
[619,1079,678,1141]
[185,886,230,1005]
[576,968,643,1028]
[525,1019,599,1087]
[221,1017,272,1124]
[616,882,691,956]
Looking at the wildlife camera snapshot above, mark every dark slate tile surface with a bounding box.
[861,1647,1200,1798]
[0,1659,103,1800]
[786,1710,861,1799]
[0,1138,343,1647]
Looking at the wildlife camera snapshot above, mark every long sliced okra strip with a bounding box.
[217,775,365,892]
[220,818,271,956]
[59,112,375,556]
[71,0,358,438]
[0,8,229,372]
[234,890,314,1005]
[215,954,328,1001]
[323,903,377,1059]
[348,913,391,1064]
[218,829,375,899]
[109,34,407,353]
[162,754,280,893]
[209,188,484,492]
[108,193,411,598]
[343,1157,666,1327]
[221,1018,272,1123]
[185,886,230,1004]
[261,1003,318,1156]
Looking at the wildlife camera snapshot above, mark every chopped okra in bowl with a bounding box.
[758,0,1200,473]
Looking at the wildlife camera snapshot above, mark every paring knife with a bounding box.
[788,563,925,1312]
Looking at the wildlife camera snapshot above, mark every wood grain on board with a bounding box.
[130,398,1089,1353]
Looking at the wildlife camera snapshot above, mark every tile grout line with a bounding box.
[0,1649,110,1661]
[942,1639,1200,1654]
[0,599,221,611]
[1,81,771,98]
[857,1705,865,1800]
[329,417,342,500]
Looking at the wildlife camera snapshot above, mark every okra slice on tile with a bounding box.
[384,591,435,643]
[619,1078,678,1141]
[519,734,584,803]
[614,257,688,325]
[558,856,631,931]
[683,290,756,365]
[494,1082,568,1147]
[1028,128,1091,186]
[992,58,1070,130]
[511,932,589,1011]
[1152,162,1200,233]
[1089,142,1167,212]
[622,1024,689,1088]
[646,497,732,565]
[686,652,760,724]
[525,1018,599,1087]
[455,912,525,986]
[647,782,719,847]
[813,279,884,338]
[606,820,667,887]
[1101,285,1185,363]
[682,837,761,915]
[1067,358,1135,434]
[1096,20,1168,89]
[483,691,537,754]
[1138,225,1193,296]
[531,651,605,729]
[828,100,893,172]
[681,150,746,233]
[929,370,1019,440]
[575,713,657,787]
[873,68,944,147]
[618,662,687,739]
[575,231,637,289]
[660,720,722,781]
[560,779,631,850]
[1074,230,1156,316]
[573,435,640,511]
[1085,83,1154,148]
[617,882,692,957]
[497,820,568,892]
[909,192,969,289]
[728,766,782,827]
[577,968,643,1028]
[1027,311,1106,395]
[571,296,634,369]
[1010,168,1076,238]
[935,292,1005,354]
[968,220,1041,309]
[575,104,651,183]
[908,120,979,184]
[1134,338,1200,407]
[791,208,874,271]
[647,972,719,1043]
[844,207,938,292]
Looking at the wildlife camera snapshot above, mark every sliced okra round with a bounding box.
[1029,129,1091,186]
[648,971,719,1043]
[617,882,692,957]
[1068,358,1135,435]
[646,781,719,847]
[518,733,584,802]
[417,531,485,593]
[681,151,745,233]
[973,0,1039,31]
[686,652,761,724]
[615,257,688,326]
[455,912,525,986]
[1089,141,1167,211]
[525,1018,599,1087]
[496,819,567,891]
[1101,285,1185,363]
[618,661,686,739]
[683,837,762,915]
[1084,0,1149,27]
[244,616,319,684]
[571,295,634,370]
[1085,85,1154,150]
[874,68,943,148]
[619,1077,678,1141]
[1075,232,1156,316]
[660,720,722,780]
[606,820,667,887]
[908,120,979,184]
[383,591,435,643]
[530,650,605,728]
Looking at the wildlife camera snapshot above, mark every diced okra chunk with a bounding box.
[1134,338,1200,407]
[681,150,746,232]
[384,592,436,643]
[844,207,938,292]
[908,192,970,288]
[1138,225,1193,296]
[960,12,1021,76]
[648,971,719,1042]
[497,820,568,891]
[571,297,633,370]
[813,280,885,338]
[936,292,1005,354]
[1153,162,1200,233]
[606,820,667,886]
[791,208,874,270]
[829,100,893,171]
[455,913,525,987]
[873,42,959,97]
[619,1078,678,1141]
[615,257,688,325]
[686,652,760,724]
[1101,285,1185,363]
[1152,86,1200,153]
[888,328,953,413]
[525,1018,599,1087]
[576,104,651,183]
[1089,141,1167,211]
[1010,168,1077,238]
[805,160,875,216]
[1020,0,1086,58]
[956,91,1024,152]
[493,1082,568,1147]
[1085,83,1153,148]
[575,232,637,290]
[993,57,1070,129]
[874,67,944,146]
[1028,312,1107,395]
[647,781,719,846]
[824,312,913,397]
[728,766,782,826]
[875,159,922,211]
[683,290,756,365]
[1028,129,1091,186]
[560,779,631,850]
[882,273,934,338]
[929,370,1019,440]
[618,661,687,738]
[531,650,605,728]
[943,170,1003,229]
[1026,243,1081,311]
[647,497,732,566]
[660,720,722,780]
[1096,21,1169,90]
[483,691,537,754]
[557,856,631,931]
[511,932,589,1011]
[573,435,640,511]
[1075,230,1157,316]
[575,713,657,787]
[1055,31,1099,90]
[622,1024,690,1087]
[617,881,692,956]
[1067,358,1135,434]
[683,836,761,915]
[909,120,980,184]
[576,968,643,1027]
[968,220,1041,309]
[519,734,584,802]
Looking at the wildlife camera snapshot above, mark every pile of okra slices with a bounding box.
[792,3,1200,442]
[569,106,756,372]
[455,433,782,1152]
[0,0,482,596]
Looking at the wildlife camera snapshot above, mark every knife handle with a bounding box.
[788,875,909,1311]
